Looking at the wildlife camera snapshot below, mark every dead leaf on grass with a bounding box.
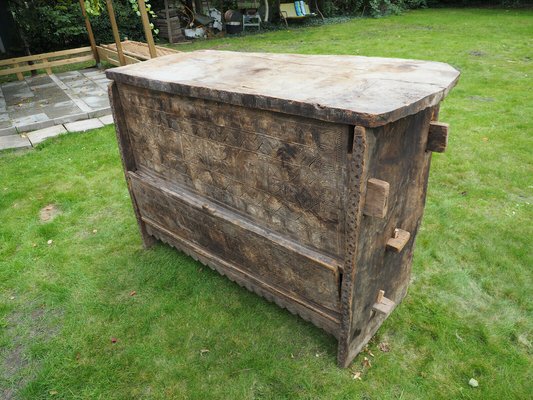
[363,345,375,357]
[362,356,371,368]
[378,342,390,352]
[351,371,362,380]
[200,349,209,355]
[130,291,137,296]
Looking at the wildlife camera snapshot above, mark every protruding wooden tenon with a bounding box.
[363,178,390,218]
[372,290,395,316]
[386,228,410,252]
[427,121,449,153]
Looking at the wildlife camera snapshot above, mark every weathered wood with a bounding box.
[376,289,385,304]
[386,228,411,252]
[145,222,341,337]
[106,51,460,127]
[164,0,172,43]
[107,52,459,368]
[427,121,449,152]
[363,178,390,218]
[339,106,436,367]
[117,83,349,256]
[108,82,156,248]
[129,170,342,311]
[372,295,395,316]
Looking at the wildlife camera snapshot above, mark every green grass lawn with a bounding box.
[1,8,532,400]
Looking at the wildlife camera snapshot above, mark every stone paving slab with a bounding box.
[99,114,114,125]
[13,113,55,133]
[26,125,67,146]
[0,126,17,137]
[88,107,112,118]
[0,134,32,150]
[53,112,89,125]
[64,118,104,132]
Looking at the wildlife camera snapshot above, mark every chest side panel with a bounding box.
[118,83,349,258]
[347,106,435,354]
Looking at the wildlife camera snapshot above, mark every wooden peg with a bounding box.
[372,290,395,316]
[386,228,410,252]
[427,121,449,153]
[363,178,390,218]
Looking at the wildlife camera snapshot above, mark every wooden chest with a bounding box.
[106,51,459,367]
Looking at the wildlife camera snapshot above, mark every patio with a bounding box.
[0,68,112,150]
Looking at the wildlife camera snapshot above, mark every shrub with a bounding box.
[6,0,148,55]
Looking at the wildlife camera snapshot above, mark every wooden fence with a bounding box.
[0,47,96,80]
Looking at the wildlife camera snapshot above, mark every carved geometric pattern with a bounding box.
[120,84,348,256]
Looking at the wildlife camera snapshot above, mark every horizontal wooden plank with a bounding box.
[0,54,95,76]
[97,46,140,66]
[132,169,344,272]
[0,46,93,67]
[129,170,343,310]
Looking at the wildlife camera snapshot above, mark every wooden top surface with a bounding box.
[106,50,459,127]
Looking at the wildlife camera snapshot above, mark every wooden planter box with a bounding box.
[106,51,459,367]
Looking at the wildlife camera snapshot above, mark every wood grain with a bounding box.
[363,178,390,218]
[107,51,460,127]
[340,106,437,367]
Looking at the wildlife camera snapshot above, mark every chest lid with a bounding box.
[106,50,459,127]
